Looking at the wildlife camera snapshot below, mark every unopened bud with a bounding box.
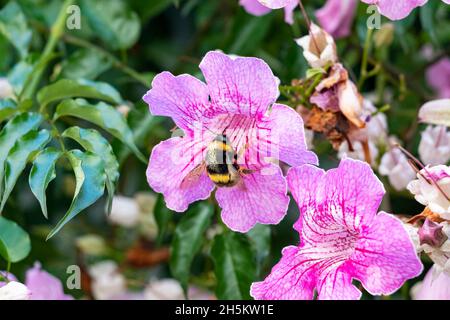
[418,218,448,247]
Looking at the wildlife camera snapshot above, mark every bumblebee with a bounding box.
[205,134,242,187]
[181,134,252,188]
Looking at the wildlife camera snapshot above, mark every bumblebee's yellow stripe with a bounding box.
[208,173,231,184]
[210,140,232,153]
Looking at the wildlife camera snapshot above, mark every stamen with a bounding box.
[298,0,321,56]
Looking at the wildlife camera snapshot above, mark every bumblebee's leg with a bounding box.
[238,168,255,175]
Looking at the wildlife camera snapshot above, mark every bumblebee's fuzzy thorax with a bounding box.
[206,134,241,187]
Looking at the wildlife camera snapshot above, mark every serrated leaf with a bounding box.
[0,2,32,58]
[0,112,43,198]
[154,193,173,245]
[59,48,112,80]
[170,203,213,294]
[247,224,271,276]
[47,150,106,239]
[54,99,145,162]
[0,216,31,263]
[418,99,450,127]
[29,147,62,219]
[80,0,140,50]
[0,129,51,212]
[0,100,17,123]
[211,232,256,300]
[62,126,119,214]
[37,79,122,111]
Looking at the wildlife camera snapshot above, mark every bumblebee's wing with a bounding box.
[180,163,206,189]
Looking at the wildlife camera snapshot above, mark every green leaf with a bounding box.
[0,2,32,58]
[170,203,213,294]
[0,100,17,123]
[62,126,119,214]
[0,129,51,212]
[8,60,33,96]
[37,79,122,111]
[47,150,106,239]
[0,216,31,263]
[247,224,271,276]
[211,232,256,300]
[0,112,43,199]
[153,193,173,245]
[59,48,112,80]
[306,67,326,79]
[80,0,141,50]
[54,99,145,162]
[29,147,62,219]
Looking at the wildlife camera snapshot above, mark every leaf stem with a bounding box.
[63,34,150,86]
[21,0,75,100]
[358,28,373,89]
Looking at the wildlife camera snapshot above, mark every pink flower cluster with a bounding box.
[144,51,424,299]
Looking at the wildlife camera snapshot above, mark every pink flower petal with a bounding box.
[317,267,362,300]
[143,72,210,133]
[282,1,297,25]
[322,158,385,230]
[264,104,318,167]
[240,0,271,16]
[258,0,295,9]
[255,158,421,300]
[316,0,357,39]
[349,212,423,295]
[361,0,427,20]
[146,137,215,212]
[250,246,316,300]
[216,164,289,232]
[426,57,450,99]
[25,263,73,300]
[199,51,279,117]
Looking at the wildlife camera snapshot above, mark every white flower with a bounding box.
[379,148,416,191]
[418,125,450,166]
[89,261,126,300]
[108,196,140,228]
[144,279,184,300]
[407,165,450,219]
[0,281,31,300]
[295,23,338,68]
[0,78,14,99]
[402,222,420,252]
[338,140,378,165]
[362,99,388,145]
[338,79,365,128]
[411,264,450,300]
[304,129,314,150]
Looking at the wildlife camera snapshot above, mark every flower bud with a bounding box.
[296,23,338,68]
[419,218,448,248]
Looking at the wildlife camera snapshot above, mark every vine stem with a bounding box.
[63,34,150,86]
[358,28,374,89]
[22,0,75,100]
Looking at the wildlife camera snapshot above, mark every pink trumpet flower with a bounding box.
[239,0,298,25]
[361,0,450,21]
[251,158,422,300]
[143,51,317,233]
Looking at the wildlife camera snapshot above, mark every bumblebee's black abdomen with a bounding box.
[206,163,229,175]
